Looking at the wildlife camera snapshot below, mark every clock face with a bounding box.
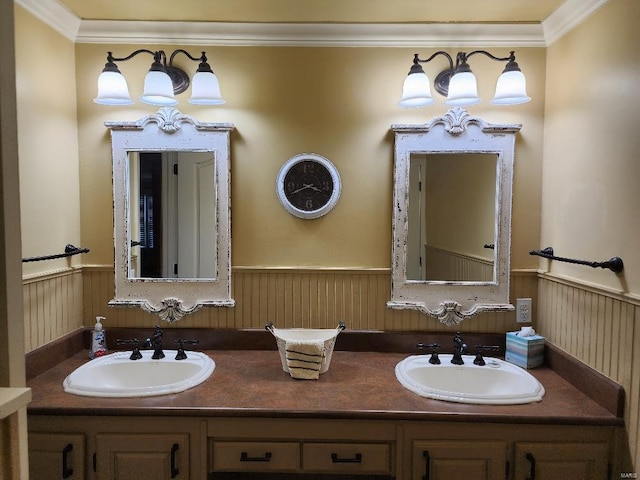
[283,160,333,212]
[277,153,341,219]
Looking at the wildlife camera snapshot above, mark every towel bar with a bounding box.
[529,247,623,273]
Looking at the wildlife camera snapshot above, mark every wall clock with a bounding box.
[276,153,341,219]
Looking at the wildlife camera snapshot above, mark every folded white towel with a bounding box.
[285,340,325,380]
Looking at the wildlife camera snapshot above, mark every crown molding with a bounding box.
[15,0,80,42]
[76,21,546,47]
[16,0,609,47]
[542,0,609,45]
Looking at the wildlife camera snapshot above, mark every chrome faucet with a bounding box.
[451,332,468,365]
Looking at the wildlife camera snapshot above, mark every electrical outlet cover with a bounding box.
[516,298,532,323]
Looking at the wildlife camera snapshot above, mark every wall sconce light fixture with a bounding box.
[399,50,530,108]
[94,49,224,106]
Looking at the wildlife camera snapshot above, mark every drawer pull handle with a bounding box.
[525,452,536,480]
[422,450,431,480]
[170,443,180,478]
[240,451,272,462]
[62,443,73,479]
[331,453,362,464]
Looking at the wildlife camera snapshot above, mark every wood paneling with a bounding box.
[22,268,83,353]
[77,266,536,333]
[536,273,639,471]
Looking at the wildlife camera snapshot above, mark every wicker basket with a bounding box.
[265,322,346,374]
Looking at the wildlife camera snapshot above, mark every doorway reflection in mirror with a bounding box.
[129,151,217,280]
[407,153,497,282]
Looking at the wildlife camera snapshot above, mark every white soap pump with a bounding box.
[89,316,108,359]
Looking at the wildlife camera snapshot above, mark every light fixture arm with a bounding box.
[107,49,158,65]
[411,51,454,72]
[169,49,206,67]
[169,50,215,75]
[463,50,515,64]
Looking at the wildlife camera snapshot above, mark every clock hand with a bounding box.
[290,183,314,194]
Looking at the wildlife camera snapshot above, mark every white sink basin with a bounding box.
[63,350,215,398]
[395,354,545,405]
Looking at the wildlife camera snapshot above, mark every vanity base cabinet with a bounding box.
[95,433,189,480]
[29,432,85,480]
[513,442,610,480]
[207,418,396,478]
[403,423,615,480]
[27,416,617,480]
[411,440,507,480]
[28,416,206,480]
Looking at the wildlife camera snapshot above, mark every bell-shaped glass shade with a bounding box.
[189,71,225,105]
[491,70,531,105]
[399,71,434,108]
[94,70,133,105]
[140,70,177,106]
[446,71,481,106]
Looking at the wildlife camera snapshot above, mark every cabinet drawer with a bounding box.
[212,441,300,472]
[303,442,392,474]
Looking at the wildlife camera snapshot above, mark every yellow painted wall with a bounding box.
[14,6,81,278]
[542,0,639,295]
[75,45,546,272]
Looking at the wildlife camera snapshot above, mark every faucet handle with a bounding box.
[116,338,143,360]
[417,342,441,365]
[473,345,501,366]
[175,339,199,360]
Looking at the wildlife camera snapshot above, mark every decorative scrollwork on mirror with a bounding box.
[107,107,234,323]
[388,107,521,326]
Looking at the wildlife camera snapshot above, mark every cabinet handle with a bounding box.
[170,443,180,478]
[331,452,362,463]
[240,451,272,462]
[422,450,430,480]
[525,452,536,480]
[62,443,73,479]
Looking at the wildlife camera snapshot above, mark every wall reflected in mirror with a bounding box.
[128,151,216,280]
[407,153,497,282]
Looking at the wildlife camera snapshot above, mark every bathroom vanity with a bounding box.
[26,333,624,480]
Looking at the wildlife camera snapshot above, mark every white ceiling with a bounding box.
[16,0,609,46]
[54,0,565,24]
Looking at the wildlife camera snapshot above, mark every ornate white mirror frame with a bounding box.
[107,107,234,322]
[388,107,521,326]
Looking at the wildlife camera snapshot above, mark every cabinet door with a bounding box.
[413,440,507,480]
[95,433,189,480]
[514,442,609,480]
[29,432,85,480]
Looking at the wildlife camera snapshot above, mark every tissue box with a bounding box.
[505,331,545,369]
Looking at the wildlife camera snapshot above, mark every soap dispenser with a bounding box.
[89,316,108,359]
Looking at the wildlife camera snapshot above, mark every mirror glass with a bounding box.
[388,107,521,326]
[407,153,497,282]
[129,151,217,280]
[108,107,234,323]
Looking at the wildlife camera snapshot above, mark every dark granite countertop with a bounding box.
[27,349,623,426]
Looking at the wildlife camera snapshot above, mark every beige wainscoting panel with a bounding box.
[79,267,535,333]
[536,273,639,471]
[22,268,84,353]
[22,266,537,351]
